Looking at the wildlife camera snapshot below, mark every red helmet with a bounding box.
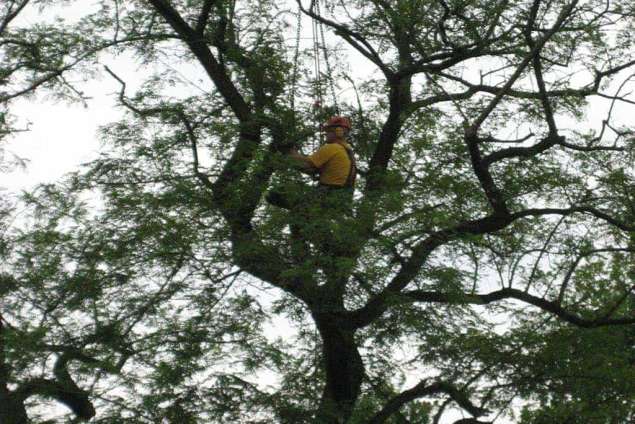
[324,116,351,130]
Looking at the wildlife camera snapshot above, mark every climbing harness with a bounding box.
[343,145,356,188]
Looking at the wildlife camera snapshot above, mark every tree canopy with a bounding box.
[1,0,635,423]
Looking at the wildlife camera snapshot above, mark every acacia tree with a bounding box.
[3,0,635,422]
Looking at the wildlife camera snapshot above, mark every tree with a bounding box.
[3,0,635,422]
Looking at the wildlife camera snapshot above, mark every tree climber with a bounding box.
[267,116,356,214]
[291,116,356,191]
[267,116,357,259]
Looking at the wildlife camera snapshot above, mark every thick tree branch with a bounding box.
[524,0,558,135]
[403,287,635,328]
[465,131,509,215]
[366,75,412,190]
[0,314,9,404]
[15,377,95,420]
[350,200,635,329]
[146,0,251,122]
[458,2,579,228]
[368,380,488,424]
[146,0,267,224]
[593,58,635,90]
[13,350,98,421]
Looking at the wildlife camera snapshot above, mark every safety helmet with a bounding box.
[324,116,351,130]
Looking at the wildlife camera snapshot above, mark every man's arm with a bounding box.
[289,148,319,175]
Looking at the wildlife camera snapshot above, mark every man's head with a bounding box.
[323,116,351,143]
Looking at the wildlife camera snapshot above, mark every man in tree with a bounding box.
[269,115,356,216]
[291,116,356,190]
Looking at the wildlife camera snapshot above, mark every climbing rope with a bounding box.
[289,1,341,150]
[310,2,323,150]
[289,6,303,130]
[316,1,339,115]
[310,0,340,150]
[312,3,324,108]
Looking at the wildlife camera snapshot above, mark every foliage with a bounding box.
[1,0,635,423]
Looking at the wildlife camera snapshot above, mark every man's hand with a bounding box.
[289,149,318,174]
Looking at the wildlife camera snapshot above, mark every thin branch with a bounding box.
[104,65,165,116]
[558,247,635,304]
[0,0,31,35]
[525,215,566,292]
[512,207,635,232]
[296,0,392,76]
[1,35,174,103]
[480,133,534,144]
[560,139,624,152]
[176,109,215,191]
[195,0,217,34]
[424,73,470,123]
[467,0,579,135]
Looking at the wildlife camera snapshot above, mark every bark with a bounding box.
[15,376,96,421]
[313,314,364,423]
[366,77,411,192]
[0,316,28,424]
[0,398,28,424]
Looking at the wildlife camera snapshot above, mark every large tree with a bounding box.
[2,0,635,422]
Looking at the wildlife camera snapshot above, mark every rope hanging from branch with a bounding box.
[290,1,341,149]
[289,5,303,127]
[315,1,339,115]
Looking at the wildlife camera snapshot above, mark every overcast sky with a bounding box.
[3,3,632,196]
[4,4,635,424]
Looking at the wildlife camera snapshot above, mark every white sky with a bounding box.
[4,94,116,192]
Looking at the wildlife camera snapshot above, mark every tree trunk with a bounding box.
[0,317,28,424]
[0,396,28,424]
[314,315,365,423]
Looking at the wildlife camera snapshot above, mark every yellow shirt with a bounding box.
[308,142,354,186]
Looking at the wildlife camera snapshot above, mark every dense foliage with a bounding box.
[1,0,635,423]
